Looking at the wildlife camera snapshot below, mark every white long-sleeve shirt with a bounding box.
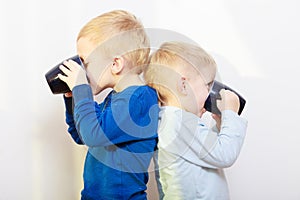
[155,106,248,200]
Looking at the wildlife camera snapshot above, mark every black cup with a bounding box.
[204,80,246,115]
[45,55,83,94]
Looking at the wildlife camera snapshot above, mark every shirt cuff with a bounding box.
[221,110,248,131]
[221,110,238,119]
[72,84,93,105]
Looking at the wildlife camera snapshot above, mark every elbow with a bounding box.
[79,130,106,147]
[76,122,105,147]
[74,137,84,145]
[219,159,235,168]
[67,128,84,145]
[80,137,99,147]
[203,153,238,168]
[218,154,239,168]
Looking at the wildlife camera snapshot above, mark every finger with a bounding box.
[59,65,71,76]
[212,113,221,124]
[219,89,226,98]
[63,60,76,71]
[211,113,220,120]
[64,92,73,97]
[68,59,82,68]
[57,73,67,83]
[211,114,216,121]
[67,60,83,72]
[211,113,217,118]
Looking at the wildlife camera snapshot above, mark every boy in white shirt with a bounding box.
[144,41,248,200]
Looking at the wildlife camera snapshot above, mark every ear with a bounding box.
[177,76,188,95]
[111,57,125,75]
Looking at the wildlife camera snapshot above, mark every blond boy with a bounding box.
[58,10,159,199]
[144,41,248,199]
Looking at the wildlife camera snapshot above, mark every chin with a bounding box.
[93,91,100,95]
[89,83,102,95]
[91,86,100,95]
[93,88,102,95]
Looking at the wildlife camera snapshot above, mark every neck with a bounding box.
[113,73,144,92]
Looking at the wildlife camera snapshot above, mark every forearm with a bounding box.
[72,84,158,147]
[63,96,84,144]
[72,84,111,147]
[201,110,248,168]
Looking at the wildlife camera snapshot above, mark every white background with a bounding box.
[0,0,300,199]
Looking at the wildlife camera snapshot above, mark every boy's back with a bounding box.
[65,85,158,199]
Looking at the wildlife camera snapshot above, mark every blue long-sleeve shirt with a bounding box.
[64,84,159,200]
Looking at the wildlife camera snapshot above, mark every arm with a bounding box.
[58,60,158,147]
[197,110,247,168]
[72,85,158,147]
[184,89,248,168]
[161,110,247,169]
[159,90,247,169]
[63,96,84,144]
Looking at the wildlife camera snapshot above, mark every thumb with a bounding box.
[211,113,220,120]
[212,113,221,131]
[212,113,221,124]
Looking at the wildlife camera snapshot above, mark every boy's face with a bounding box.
[180,66,214,117]
[77,37,112,95]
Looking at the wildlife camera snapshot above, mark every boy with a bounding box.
[58,10,159,199]
[144,41,248,199]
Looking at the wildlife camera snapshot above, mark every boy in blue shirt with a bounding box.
[58,10,159,199]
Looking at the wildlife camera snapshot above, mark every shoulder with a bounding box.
[121,85,158,103]
[123,85,156,96]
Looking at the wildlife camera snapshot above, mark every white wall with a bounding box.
[0,0,299,199]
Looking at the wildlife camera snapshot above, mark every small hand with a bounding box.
[58,60,88,91]
[216,89,240,113]
[64,92,73,98]
[212,113,221,131]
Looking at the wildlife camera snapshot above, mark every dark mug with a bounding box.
[204,80,246,115]
[45,55,83,94]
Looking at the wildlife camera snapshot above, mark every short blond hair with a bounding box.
[78,10,150,73]
[144,41,216,101]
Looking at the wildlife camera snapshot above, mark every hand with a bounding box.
[64,92,73,98]
[58,60,88,91]
[216,89,240,113]
[212,113,221,131]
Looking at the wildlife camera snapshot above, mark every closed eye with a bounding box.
[79,57,89,69]
[207,81,213,87]
[83,62,89,69]
[79,57,84,63]
[206,81,214,90]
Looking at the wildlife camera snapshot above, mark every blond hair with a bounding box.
[144,41,216,102]
[78,10,150,73]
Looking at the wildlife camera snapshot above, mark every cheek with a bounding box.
[89,64,110,82]
[89,66,102,82]
[198,92,209,107]
[85,70,97,92]
[192,84,209,108]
